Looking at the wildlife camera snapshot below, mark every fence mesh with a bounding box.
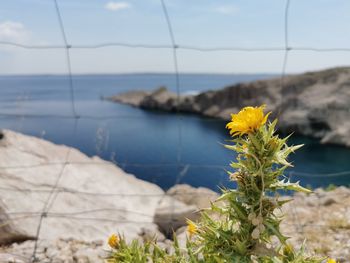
[0,0,349,262]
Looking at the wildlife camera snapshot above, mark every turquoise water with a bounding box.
[0,74,349,191]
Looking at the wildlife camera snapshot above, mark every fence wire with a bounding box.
[30,0,79,260]
[0,0,349,262]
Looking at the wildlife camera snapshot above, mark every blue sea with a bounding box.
[0,73,349,191]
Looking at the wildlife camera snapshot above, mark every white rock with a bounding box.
[153,196,198,236]
[0,129,165,242]
[0,199,35,246]
[0,253,26,263]
[166,184,219,209]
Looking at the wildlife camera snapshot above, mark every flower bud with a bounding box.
[186,219,197,238]
[256,215,263,224]
[251,227,260,239]
[248,212,256,221]
[258,224,265,232]
[108,234,120,249]
[252,218,260,226]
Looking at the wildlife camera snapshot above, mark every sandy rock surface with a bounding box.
[280,187,350,262]
[3,187,350,262]
[0,238,106,263]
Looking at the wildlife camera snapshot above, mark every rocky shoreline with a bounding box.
[108,67,350,147]
[0,131,349,262]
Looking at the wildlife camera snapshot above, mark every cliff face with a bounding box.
[109,67,350,147]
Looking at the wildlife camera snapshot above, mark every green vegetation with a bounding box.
[106,106,325,263]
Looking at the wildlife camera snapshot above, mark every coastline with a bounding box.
[108,67,350,148]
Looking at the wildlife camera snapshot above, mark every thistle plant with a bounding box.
[195,105,322,262]
[106,105,324,263]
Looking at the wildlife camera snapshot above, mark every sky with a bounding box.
[0,0,350,74]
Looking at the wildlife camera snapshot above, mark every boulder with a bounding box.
[0,200,35,246]
[0,129,165,242]
[153,196,199,237]
[166,184,219,209]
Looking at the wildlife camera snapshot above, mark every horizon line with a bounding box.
[0,72,280,77]
[1,66,347,77]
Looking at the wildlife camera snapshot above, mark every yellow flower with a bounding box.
[283,243,294,256]
[226,105,271,136]
[327,259,337,263]
[108,234,119,249]
[187,219,197,237]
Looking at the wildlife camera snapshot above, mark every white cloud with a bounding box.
[215,5,238,15]
[105,1,131,11]
[0,21,29,42]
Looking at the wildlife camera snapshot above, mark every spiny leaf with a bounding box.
[270,179,312,193]
[229,161,242,169]
[274,151,293,167]
[289,144,304,153]
[267,119,278,139]
[248,133,263,151]
[223,144,237,151]
[216,190,238,202]
[264,221,288,244]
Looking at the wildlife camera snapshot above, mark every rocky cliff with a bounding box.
[109,67,350,147]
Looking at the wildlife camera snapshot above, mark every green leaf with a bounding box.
[270,179,312,193]
[216,190,238,202]
[264,221,288,244]
[229,161,242,169]
[233,239,247,255]
[277,198,293,206]
[229,200,247,220]
[289,144,304,153]
[223,144,237,151]
[274,151,293,167]
[248,133,262,151]
[282,144,303,157]
[267,119,278,139]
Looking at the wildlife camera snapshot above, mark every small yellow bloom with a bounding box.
[327,259,337,263]
[108,234,119,249]
[226,105,271,136]
[283,243,294,256]
[187,220,197,237]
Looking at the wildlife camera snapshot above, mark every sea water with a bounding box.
[0,74,349,191]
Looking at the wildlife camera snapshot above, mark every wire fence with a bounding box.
[0,0,350,262]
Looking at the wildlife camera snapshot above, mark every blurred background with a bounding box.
[0,0,350,191]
